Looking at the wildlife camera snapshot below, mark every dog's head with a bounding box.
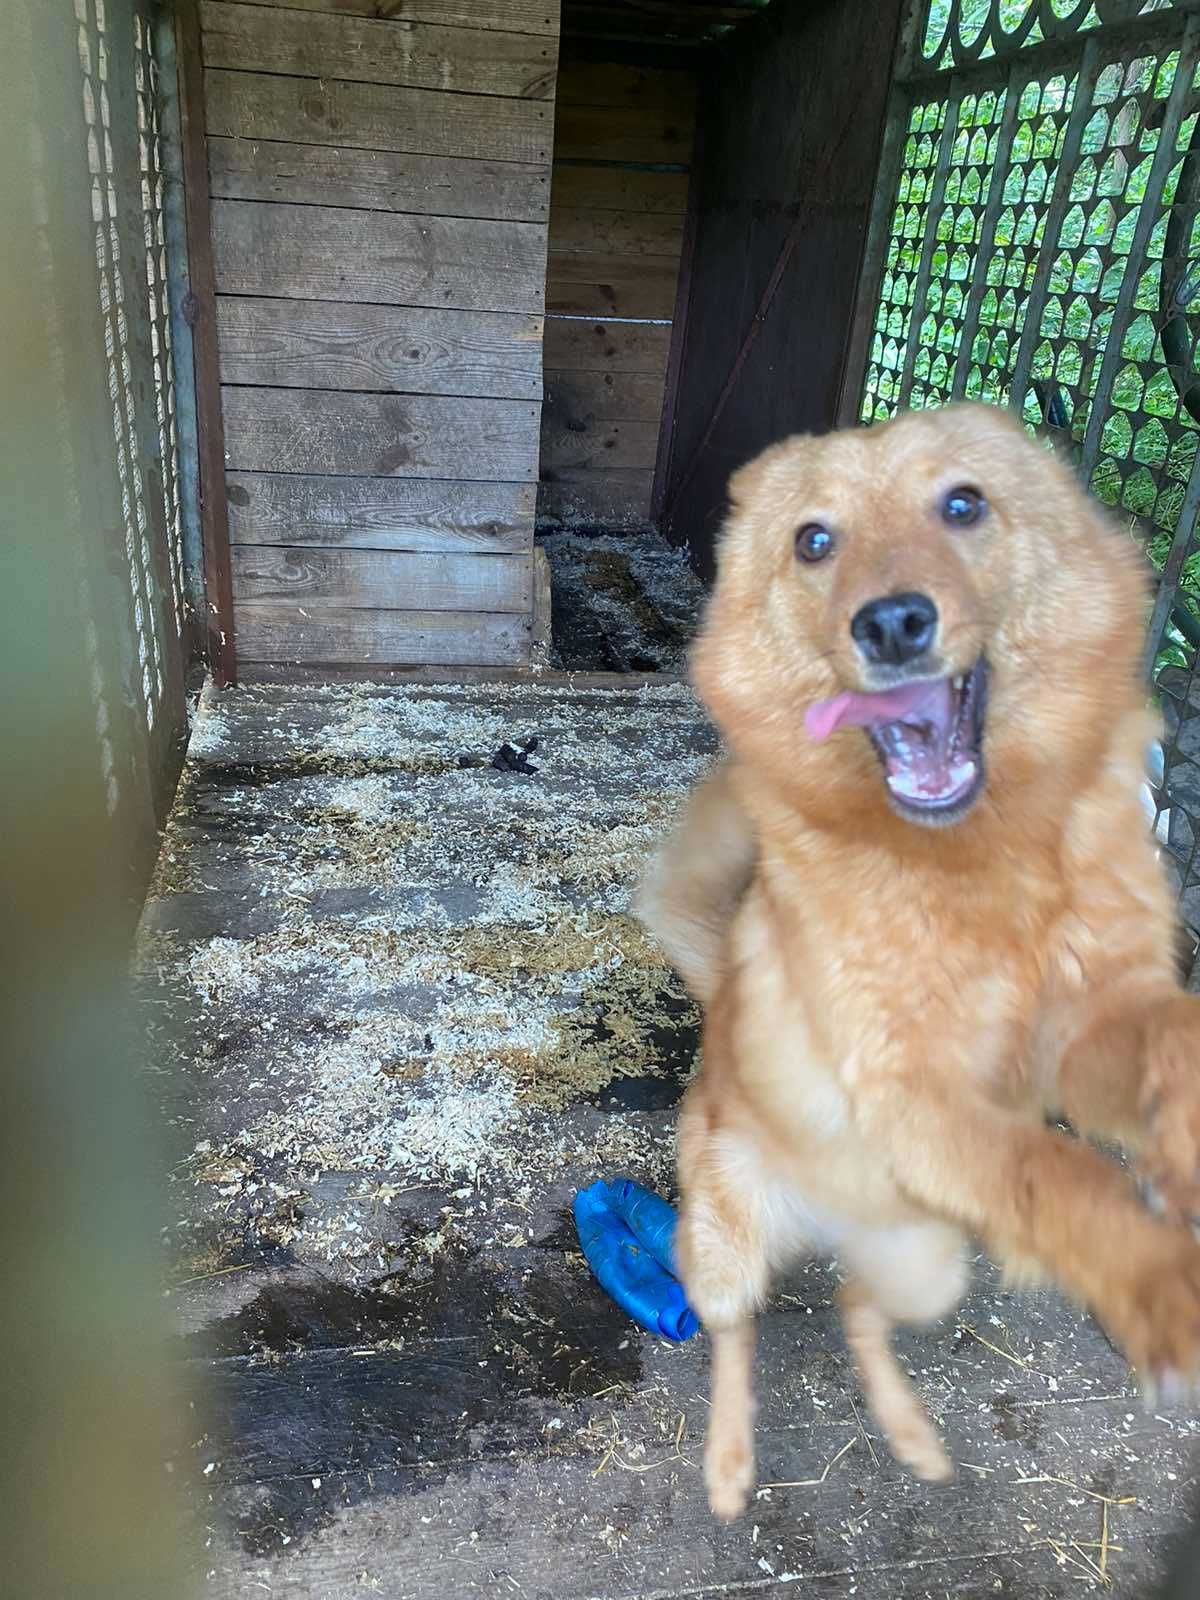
[692,403,1148,830]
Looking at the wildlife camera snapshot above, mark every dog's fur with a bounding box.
[637,403,1200,1516]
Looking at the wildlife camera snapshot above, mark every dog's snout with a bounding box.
[850,592,939,667]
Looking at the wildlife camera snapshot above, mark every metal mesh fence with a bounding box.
[75,0,189,756]
[858,0,1200,953]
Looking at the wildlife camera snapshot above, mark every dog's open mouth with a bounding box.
[805,658,988,823]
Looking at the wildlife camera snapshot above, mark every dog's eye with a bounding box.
[941,486,987,527]
[795,523,835,563]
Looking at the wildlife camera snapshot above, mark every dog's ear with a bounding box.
[728,453,769,511]
[727,436,809,511]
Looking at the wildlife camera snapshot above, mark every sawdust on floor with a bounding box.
[139,678,714,1273]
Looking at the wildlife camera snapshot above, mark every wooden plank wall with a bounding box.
[657,0,904,581]
[197,0,560,669]
[538,56,697,531]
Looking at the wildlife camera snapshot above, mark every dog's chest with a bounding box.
[756,860,1048,1089]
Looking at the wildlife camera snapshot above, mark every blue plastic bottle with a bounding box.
[573,1177,700,1342]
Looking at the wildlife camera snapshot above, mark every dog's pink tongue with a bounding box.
[805,680,946,742]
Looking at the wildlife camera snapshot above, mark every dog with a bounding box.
[636,402,1200,1518]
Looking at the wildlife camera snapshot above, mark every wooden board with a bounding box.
[211,201,547,315]
[200,2,557,99]
[543,369,665,424]
[552,103,693,165]
[205,68,553,164]
[225,473,535,554]
[207,137,550,222]
[234,603,531,665]
[548,205,684,257]
[548,163,688,214]
[555,59,698,113]
[543,317,670,375]
[220,0,560,33]
[537,469,653,526]
[222,387,542,481]
[546,252,679,319]
[231,546,532,613]
[216,298,543,400]
[539,417,658,472]
[658,0,905,577]
[537,57,697,533]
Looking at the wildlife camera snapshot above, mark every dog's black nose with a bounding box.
[850,592,939,667]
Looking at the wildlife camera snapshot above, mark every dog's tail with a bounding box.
[634,759,756,1005]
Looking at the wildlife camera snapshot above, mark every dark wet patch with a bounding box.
[989,1390,1043,1448]
[188,1234,643,1556]
[591,991,699,1112]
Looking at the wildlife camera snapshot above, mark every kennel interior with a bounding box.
[13,0,1200,1592]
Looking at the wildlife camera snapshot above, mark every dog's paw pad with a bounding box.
[890,1419,953,1483]
[1142,1368,1200,1410]
[705,1442,754,1521]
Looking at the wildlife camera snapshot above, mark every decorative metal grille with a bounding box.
[858,0,1200,953]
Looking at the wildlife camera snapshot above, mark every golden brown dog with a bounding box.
[637,402,1200,1518]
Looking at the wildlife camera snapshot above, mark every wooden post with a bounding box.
[174,0,236,686]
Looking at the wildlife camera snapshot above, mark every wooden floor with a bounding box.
[139,679,1200,1598]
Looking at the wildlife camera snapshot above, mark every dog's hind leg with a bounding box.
[839,1221,968,1482]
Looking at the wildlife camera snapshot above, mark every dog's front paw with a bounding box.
[1100,1226,1200,1400]
[1139,996,1200,1221]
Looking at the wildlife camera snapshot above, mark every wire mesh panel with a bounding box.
[62,0,195,861]
[856,0,1200,956]
[73,0,190,817]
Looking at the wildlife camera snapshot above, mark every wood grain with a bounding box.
[231,546,532,613]
[543,369,665,424]
[546,252,679,319]
[549,205,684,257]
[211,201,547,315]
[226,473,535,553]
[555,60,698,113]
[543,317,670,375]
[536,469,653,527]
[548,164,688,214]
[659,0,904,577]
[205,68,553,163]
[553,103,693,165]
[208,137,550,221]
[200,1,557,99]
[220,0,560,34]
[234,603,531,665]
[216,298,543,399]
[222,387,542,481]
[539,416,658,472]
